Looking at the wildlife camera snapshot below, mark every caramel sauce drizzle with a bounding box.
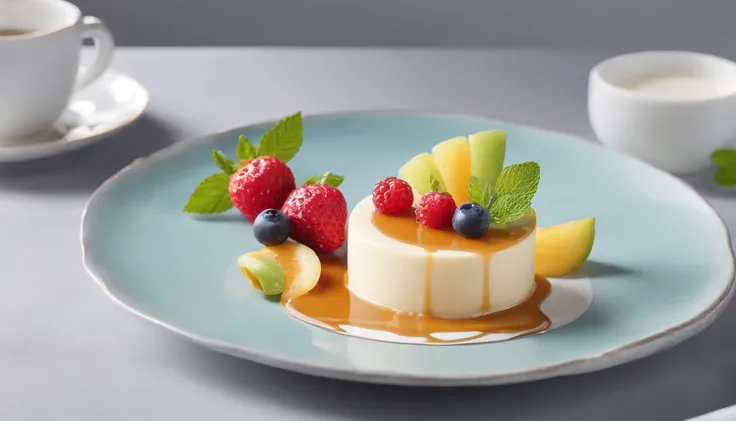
[279,209,551,344]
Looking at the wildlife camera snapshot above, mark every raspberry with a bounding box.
[229,156,296,222]
[281,183,347,253]
[372,177,414,215]
[415,192,456,229]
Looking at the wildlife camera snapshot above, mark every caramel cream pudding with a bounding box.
[346,196,536,319]
[223,118,596,345]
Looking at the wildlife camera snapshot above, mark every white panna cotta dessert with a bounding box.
[233,121,596,346]
[347,196,537,319]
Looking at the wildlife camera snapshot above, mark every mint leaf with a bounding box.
[304,172,344,188]
[183,173,233,214]
[429,174,443,192]
[238,253,286,296]
[211,149,235,175]
[714,166,736,187]
[712,149,736,168]
[467,176,493,208]
[489,162,540,224]
[236,135,256,162]
[256,112,303,163]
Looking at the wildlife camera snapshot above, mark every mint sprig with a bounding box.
[183,173,233,214]
[467,161,540,225]
[712,149,736,187]
[714,168,736,187]
[489,162,540,224]
[429,174,444,193]
[183,112,304,214]
[304,172,345,188]
[467,176,493,209]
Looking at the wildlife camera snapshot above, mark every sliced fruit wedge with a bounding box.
[432,136,472,206]
[398,152,445,198]
[238,240,321,301]
[238,252,285,295]
[534,217,595,277]
[469,130,506,188]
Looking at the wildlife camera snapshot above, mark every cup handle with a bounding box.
[75,16,115,91]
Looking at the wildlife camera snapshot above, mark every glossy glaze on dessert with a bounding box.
[269,210,551,345]
[371,209,535,315]
[346,197,537,318]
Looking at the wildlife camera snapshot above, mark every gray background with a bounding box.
[3,47,733,421]
[6,1,735,420]
[75,0,736,56]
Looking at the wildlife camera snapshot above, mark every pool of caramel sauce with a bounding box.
[275,210,551,344]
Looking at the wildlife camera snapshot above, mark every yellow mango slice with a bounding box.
[432,136,471,206]
[534,218,595,277]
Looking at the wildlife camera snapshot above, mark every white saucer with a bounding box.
[0,67,149,163]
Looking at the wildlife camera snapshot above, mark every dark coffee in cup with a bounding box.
[0,27,35,36]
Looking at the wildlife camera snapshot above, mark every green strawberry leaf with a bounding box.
[304,172,344,188]
[467,176,493,208]
[256,112,303,163]
[714,166,736,187]
[236,135,256,163]
[183,173,233,214]
[489,162,540,224]
[211,149,235,175]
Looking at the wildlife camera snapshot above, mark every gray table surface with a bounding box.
[1,47,735,421]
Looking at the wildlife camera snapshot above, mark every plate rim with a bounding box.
[0,67,150,162]
[80,109,736,386]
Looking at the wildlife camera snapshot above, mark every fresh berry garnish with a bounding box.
[452,202,491,238]
[182,112,303,216]
[372,177,414,215]
[415,191,456,229]
[253,209,292,246]
[281,176,347,253]
[229,156,296,222]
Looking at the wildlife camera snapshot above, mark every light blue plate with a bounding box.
[81,111,735,386]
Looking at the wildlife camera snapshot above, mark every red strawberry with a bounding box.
[281,183,347,253]
[229,156,296,222]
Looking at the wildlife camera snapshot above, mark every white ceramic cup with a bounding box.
[588,51,736,175]
[0,0,114,143]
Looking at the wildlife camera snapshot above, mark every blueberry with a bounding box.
[452,202,491,238]
[253,209,291,246]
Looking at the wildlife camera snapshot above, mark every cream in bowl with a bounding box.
[588,51,736,174]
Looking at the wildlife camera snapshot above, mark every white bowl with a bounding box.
[588,51,736,174]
